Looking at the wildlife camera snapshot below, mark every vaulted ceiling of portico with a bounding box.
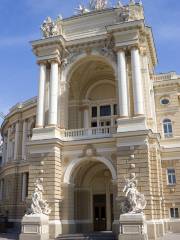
[69,58,115,101]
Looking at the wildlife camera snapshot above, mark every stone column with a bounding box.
[22,120,28,160]
[36,63,46,127]
[84,106,89,129]
[131,47,144,115]
[106,181,111,231]
[48,61,59,126]
[14,121,19,160]
[2,136,7,165]
[6,128,11,162]
[117,49,129,117]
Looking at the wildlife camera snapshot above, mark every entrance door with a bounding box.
[93,194,106,231]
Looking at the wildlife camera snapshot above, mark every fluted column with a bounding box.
[117,49,129,117]
[14,122,19,160]
[36,63,46,127]
[49,61,59,126]
[131,47,144,115]
[22,120,28,160]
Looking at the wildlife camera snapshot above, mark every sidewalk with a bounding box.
[0,232,180,240]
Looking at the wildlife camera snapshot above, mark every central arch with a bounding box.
[62,156,117,234]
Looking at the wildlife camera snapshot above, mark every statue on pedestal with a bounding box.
[27,178,51,215]
[121,175,146,214]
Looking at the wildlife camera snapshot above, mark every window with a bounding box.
[170,208,179,218]
[163,119,173,138]
[21,172,29,201]
[161,98,170,105]
[91,121,97,128]
[113,104,117,115]
[100,105,111,117]
[92,106,97,118]
[167,168,176,185]
[0,179,4,201]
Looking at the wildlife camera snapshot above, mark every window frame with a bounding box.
[167,168,176,186]
[160,97,170,105]
[170,208,179,218]
[163,119,173,138]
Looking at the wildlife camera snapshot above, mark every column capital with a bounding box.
[128,44,140,51]
[114,47,127,53]
[48,58,61,65]
[37,60,48,66]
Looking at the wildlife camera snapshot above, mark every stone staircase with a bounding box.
[56,232,116,240]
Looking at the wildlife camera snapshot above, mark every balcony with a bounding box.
[32,126,117,142]
[62,126,117,140]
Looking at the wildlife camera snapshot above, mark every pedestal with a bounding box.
[119,213,148,240]
[19,214,49,240]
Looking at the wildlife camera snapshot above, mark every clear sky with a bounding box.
[0,0,179,121]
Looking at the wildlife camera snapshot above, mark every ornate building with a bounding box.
[0,1,180,239]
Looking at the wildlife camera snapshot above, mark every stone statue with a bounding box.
[27,178,51,215]
[122,175,146,214]
[118,6,130,22]
[89,0,108,10]
[41,17,59,38]
[75,5,90,15]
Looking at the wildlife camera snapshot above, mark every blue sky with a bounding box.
[0,0,179,121]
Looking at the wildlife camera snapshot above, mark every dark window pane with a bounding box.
[168,175,172,184]
[175,208,179,218]
[113,104,117,115]
[101,207,106,218]
[161,99,169,105]
[106,121,110,126]
[100,105,111,116]
[91,122,97,127]
[173,175,176,184]
[170,208,174,217]
[92,107,97,118]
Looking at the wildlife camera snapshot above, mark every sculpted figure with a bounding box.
[28,178,51,215]
[75,5,90,15]
[41,17,59,38]
[89,0,108,10]
[123,175,146,214]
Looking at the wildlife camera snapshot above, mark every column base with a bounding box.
[31,126,61,141]
[117,116,147,133]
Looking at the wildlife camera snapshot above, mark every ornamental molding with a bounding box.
[61,36,116,70]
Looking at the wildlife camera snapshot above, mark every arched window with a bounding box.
[163,119,173,138]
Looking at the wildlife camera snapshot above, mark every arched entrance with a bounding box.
[62,156,117,234]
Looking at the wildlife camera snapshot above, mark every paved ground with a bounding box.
[0,233,180,240]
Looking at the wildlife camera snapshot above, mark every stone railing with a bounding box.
[152,72,178,81]
[62,126,117,140]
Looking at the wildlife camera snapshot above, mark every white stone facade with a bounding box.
[0,2,180,240]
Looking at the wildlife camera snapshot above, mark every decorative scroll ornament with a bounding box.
[27,178,51,215]
[89,0,108,10]
[41,17,59,38]
[121,175,147,214]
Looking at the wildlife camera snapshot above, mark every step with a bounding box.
[56,232,116,240]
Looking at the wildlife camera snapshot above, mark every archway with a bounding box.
[62,156,117,233]
[65,55,117,130]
